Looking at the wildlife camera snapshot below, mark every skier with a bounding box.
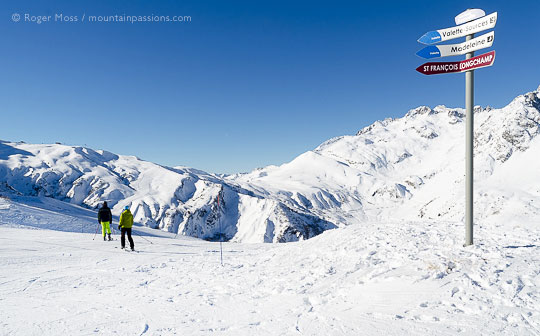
[118,205,135,251]
[97,201,113,241]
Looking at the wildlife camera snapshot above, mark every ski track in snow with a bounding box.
[0,197,538,335]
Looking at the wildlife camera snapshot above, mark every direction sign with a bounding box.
[416,50,495,75]
[416,31,494,59]
[418,12,497,45]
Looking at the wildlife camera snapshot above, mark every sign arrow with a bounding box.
[416,31,494,59]
[416,50,495,75]
[418,12,497,45]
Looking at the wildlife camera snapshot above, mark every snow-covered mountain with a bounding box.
[1,85,539,242]
[233,85,540,227]
[0,143,334,243]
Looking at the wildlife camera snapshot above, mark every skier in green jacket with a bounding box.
[118,206,135,251]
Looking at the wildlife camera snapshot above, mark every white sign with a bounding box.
[418,12,497,45]
[416,31,495,59]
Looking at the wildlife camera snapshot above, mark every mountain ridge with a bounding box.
[1,85,539,242]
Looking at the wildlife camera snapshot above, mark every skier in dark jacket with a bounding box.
[97,201,113,241]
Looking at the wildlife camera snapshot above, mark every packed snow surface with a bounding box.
[0,196,538,335]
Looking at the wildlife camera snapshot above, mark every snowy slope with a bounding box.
[0,198,538,335]
[1,85,539,243]
[0,195,97,233]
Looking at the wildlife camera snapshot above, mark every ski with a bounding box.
[114,246,138,252]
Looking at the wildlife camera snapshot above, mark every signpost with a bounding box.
[416,9,497,247]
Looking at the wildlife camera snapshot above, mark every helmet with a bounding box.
[124,205,129,210]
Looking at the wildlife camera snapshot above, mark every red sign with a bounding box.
[416,50,495,75]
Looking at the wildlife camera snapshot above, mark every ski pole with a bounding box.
[133,231,153,244]
[92,222,100,240]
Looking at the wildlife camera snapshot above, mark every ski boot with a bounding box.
[108,233,112,241]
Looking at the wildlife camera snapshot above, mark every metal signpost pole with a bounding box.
[465,33,474,246]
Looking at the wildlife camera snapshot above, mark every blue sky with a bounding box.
[2,0,539,174]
